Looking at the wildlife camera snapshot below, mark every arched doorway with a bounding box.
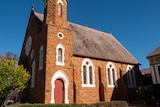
[50,70,69,104]
[54,79,64,103]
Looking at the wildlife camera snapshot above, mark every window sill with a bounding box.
[56,62,65,66]
[82,84,95,88]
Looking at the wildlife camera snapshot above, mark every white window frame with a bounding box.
[153,64,160,84]
[126,65,136,88]
[81,58,95,87]
[151,66,156,84]
[106,62,117,88]
[57,0,63,16]
[39,45,44,70]
[56,43,65,66]
[57,32,64,39]
[31,60,36,88]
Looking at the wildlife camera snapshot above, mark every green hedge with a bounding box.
[7,101,128,107]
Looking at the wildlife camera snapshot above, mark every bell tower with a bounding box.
[43,0,68,28]
[43,0,73,104]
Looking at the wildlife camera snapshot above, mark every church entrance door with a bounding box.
[54,79,64,104]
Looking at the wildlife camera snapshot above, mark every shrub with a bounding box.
[7,101,128,107]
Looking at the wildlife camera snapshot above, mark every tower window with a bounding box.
[58,3,62,16]
[56,44,65,66]
[57,32,64,39]
[58,48,62,62]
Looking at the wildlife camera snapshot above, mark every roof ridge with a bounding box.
[147,46,160,58]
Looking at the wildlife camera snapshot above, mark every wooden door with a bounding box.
[54,79,64,104]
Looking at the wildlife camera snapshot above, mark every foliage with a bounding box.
[152,84,160,100]
[137,84,160,105]
[7,101,128,107]
[0,52,18,61]
[137,85,153,100]
[0,58,30,104]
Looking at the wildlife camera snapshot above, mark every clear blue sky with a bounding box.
[0,0,160,69]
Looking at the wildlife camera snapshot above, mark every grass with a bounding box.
[6,101,128,107]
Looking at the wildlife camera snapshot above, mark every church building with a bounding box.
[19,0,142,104]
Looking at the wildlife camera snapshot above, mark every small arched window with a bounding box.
[81,58,95,87]
[31,60,36,88]
[58,48,62,62]
[58,3,62,16]
[39,45,44,70]
[106,62,117,87]
[126,65,136,88]
[56,44,65,66]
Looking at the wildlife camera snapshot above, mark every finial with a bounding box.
[32,4,34,11]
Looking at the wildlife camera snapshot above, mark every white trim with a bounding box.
[106,62,117,88]
[57,0,63,16]
[81,58,95,87]
[154,64,160,84]
[57,0,68,5]
[57,0,64,5]
[57,32,64,39]
[50,70,69,104]
[126,65,136,88]
[151,66,156,84]
[56,43,65,66]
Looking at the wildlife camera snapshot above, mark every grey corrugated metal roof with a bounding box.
[147,46,160,58]
[33,11,139,64]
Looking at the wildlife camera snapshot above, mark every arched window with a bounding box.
[58,48,62,62]
[106,62,117,87]
[31,60,36,88]
[58,3,62,16]
[56,44,65,66]
[126,65,136,88]
[39,45,44,70]
[81,58,95,87]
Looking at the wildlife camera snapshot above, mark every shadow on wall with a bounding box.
[112,66,143,101]
[99,65,143,102]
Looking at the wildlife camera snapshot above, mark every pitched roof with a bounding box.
[33,11,139,64]
[141,68,151,75]
[147,46,160,58]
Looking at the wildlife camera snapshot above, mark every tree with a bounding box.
[0,58,30,105]
[0,52,18,61]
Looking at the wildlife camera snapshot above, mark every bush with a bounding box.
[7,101,128,107]
[137,84,160,106]
[152,84,160,100]
[92,101,128,107]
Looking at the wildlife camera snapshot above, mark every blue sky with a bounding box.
[0,0,160,69]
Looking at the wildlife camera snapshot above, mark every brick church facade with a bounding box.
[19,0,142,104]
